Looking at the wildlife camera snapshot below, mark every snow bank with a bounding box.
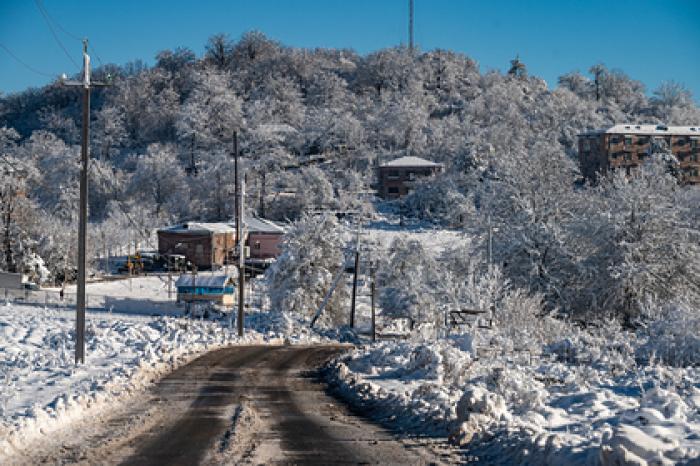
[328,326,700,465]
[0,300,318,461]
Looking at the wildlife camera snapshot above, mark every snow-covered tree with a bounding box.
[267,214,348,325]
[130,143,188,219]
[377,236,442,328]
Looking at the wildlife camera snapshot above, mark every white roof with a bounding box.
[160,222,235,234]
[161,219,284,235]
[255,123,299,135]
[175,274,234,288]
[580,124,700,137]
[380,156,443,168]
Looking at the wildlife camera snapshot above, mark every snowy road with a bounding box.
[25,345,460,465]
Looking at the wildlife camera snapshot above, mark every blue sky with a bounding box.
[1,0,699,101]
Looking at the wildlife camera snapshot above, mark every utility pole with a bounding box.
[409,0,414,52]
[487,214,493,272]
[233,131,239,242]
[62,39,110,364]
[370,261,376,342]
[349,215,362,328]
[128,231,133,291]
[237,179,246,336]
[259,170,266,218]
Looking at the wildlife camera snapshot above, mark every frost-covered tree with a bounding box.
[378,236,442,328]
[130,143,188,219]
[0,127,39,273]
[584,159,700,320]
[267,214,348,325]
[402,175,473,226]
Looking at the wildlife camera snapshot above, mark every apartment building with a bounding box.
[578,124,700,184]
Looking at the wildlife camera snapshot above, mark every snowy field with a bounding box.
[329,323,700,465]
[0,276,320,461]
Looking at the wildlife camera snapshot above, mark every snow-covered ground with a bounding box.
[328,325,700,465]
[0,276,323,461]
[328,217,700,465]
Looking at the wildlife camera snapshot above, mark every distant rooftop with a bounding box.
[379,156,443,168]
[580,124,700,137]
[160,222,235,234]
[175,274,235,288]
[244,217,285,234]
[159,217,285,235]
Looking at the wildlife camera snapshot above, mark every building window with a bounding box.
[388,187,399,194]
[677,138,686,146]
[582,140,591,151]
[637,137,649,145]
[195,244,204,256]
[610,136,620,144]
[692,139,699,149]
[624,136,633,147]
[253,241,261,250]
[387,170,400,179]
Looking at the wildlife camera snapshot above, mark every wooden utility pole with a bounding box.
[371,263,376,342]
[237,179,246,336]
[62,39,110,364]
[259,170,266,218]
[233,131,239,241]
[349,216,362,328]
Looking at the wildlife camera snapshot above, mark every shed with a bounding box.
[175,274,236,305]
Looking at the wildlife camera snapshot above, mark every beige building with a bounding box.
[578,124,700,184]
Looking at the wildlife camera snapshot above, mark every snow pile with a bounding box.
[0,301,314,460]
[328,324,700,465]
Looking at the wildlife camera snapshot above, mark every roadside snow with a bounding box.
[0,276,325,461]
[328,330,700,465]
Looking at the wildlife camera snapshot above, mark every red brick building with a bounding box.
[158,218,285,270]
[157,223,236,270]
[378,156,444,199]
[578,124,700,184]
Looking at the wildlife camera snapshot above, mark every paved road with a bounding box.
[20,345,460,465]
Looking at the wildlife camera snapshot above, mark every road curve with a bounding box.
[115,345,457,465]
[13,345,459,465]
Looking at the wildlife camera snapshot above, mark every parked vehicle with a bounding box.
[116,252,192,274]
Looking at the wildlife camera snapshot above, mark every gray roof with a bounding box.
[175,274,235,288]
[245,217,285,234]
[379,156,442,168]
[579,124,700,137]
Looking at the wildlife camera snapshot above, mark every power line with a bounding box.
[35,0,105,67]
[0,43,56,79]
[34,0,80,70]
[36,0,82,41]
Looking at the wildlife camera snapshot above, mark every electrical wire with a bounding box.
[33,0,80,70]
[35,0,82,41]
[35,0,105,67]
[0,43,56,79]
